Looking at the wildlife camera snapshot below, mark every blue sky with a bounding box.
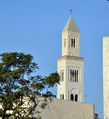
[0,0,109,118]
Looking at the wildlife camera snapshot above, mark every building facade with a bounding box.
[34,98,95,119]
[57,15,84,102]
[103,36,109,119]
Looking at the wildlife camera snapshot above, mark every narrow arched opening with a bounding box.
[70,94,74,101]
[74,39,75,47]
[75,94,78,102]
[71,38,75,48]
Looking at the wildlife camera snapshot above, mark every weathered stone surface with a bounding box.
[103,36,109,119]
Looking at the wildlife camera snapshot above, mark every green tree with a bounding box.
[0,52,60,119]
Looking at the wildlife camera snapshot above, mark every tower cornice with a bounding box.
[58,56,84,61]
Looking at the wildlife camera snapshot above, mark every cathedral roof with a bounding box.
[63,15,80,33]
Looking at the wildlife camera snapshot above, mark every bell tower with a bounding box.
[57,15,84,102]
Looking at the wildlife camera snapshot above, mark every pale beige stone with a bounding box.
[34,98,95,119]
[103,36,109,119]
[57,15,84,102]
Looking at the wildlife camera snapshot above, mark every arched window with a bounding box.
[70,94,74,101]
[70,70,75,82]
[70,70,78,82]
[75,94,78,102]
[71,38,75,47]
[74,39,75,47]
[76,70,78,82]
[75,70,76,81]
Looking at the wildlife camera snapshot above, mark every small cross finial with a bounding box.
[70,9,72,16]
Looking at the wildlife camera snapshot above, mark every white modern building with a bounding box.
[57,15,84,102]
[103,36,109,119]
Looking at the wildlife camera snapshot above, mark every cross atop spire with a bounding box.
[70,9,72,16]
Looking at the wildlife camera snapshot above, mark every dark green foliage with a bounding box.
[0,52,60,119]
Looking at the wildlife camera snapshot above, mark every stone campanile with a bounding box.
[57,15,84,102]
[103,36,109,119]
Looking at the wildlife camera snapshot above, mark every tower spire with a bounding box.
[62,14,80,33]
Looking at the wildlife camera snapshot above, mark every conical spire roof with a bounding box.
[63,15,80,33]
